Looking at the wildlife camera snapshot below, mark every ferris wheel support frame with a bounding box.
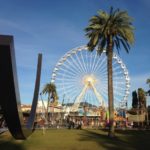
[71,81,105,112]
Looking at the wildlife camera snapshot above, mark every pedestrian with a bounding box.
[40,117,46,134]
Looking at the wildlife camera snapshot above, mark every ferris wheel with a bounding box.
[51,45,130,112]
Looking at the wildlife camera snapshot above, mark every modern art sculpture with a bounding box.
[0,35,42,139]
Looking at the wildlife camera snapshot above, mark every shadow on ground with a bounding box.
[79,129,150,150]
[0,133,25,150]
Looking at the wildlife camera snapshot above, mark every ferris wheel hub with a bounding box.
[83,75,96,87]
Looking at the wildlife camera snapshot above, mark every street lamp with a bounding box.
[146,94,150,126]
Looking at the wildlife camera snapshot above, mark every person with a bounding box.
[131,121,133,128]
[77,120,82,129]
[72,121,75,129]
[40,117,46,134]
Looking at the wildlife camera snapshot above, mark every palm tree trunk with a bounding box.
[47,93,51,122]
[107,35,115,137]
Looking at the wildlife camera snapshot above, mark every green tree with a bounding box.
[84,7,134,137]
[138,88,146,109]
[42,82,58,120]
[132,91,138,108]
[138,88,147,127]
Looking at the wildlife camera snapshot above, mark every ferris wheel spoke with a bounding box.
[89,52,93,73]
[113,76,124,80]
[113,87,125,92]
[64,59,83,75]
[99,73,107,80]
[65,57,84,75]
[97,58,107,72]
[113,71,123,76]
[99,66,107,76]
[56,81,79,86]
[99,72,108,79]
[86,50,92,74]
[113,80,126,84]
[91,52,98,73]
[57,84,80,93]
[57,74,77,81]
[97,86,108,98]
[57,83,77,91]
[96,62,107,74]
[92,56,103,73]
[114,65,122,72]
[60,69,84,80]
[114,96,123,103]
[80,50,88,73]
[60,62,81,77]
[93,55,107,74]
[56,71,78,80]
[67,56,82,75]
[75,52,87,73]
[55,77,79,82]
[69,55,83,74]
[64,86,81,98]
[57,67,76,77]
[114,93,125,100]
[114,90,125,97]
[85,50,89,73]
[112,60,119,66]
[113,85,125,91]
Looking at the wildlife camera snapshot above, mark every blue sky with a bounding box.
[0,0,150,107]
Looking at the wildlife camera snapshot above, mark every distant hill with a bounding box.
[62,102,97,108]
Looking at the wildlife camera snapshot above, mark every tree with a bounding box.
[146,78,150,88]
[138,88,147,127]
[42,82,58,121]
[84,7,134,137]
[146,78,150,96]
[138,88,146,109]
[132,91,138,108]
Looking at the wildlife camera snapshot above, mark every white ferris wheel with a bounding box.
[51,45,130,112]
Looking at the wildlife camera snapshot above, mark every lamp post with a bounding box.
[40,93,48,123]
[146,95,150,126]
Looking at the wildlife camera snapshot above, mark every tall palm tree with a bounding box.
[85,7,134,137]
[42,82,58,121]
[138,88,146,109]
[146,78,150,88]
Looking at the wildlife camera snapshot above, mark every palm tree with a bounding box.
[42,82,58,121]
[138,88,146,109]
[146,78,150,88]
[84,7,134,137]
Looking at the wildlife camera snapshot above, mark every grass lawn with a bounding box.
[0,129,150,150]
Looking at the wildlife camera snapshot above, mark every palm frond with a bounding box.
[119,38,130,53]
[114,38,120,54]
[97,36,107,55]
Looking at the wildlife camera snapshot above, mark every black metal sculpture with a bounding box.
[0,35,42,139]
